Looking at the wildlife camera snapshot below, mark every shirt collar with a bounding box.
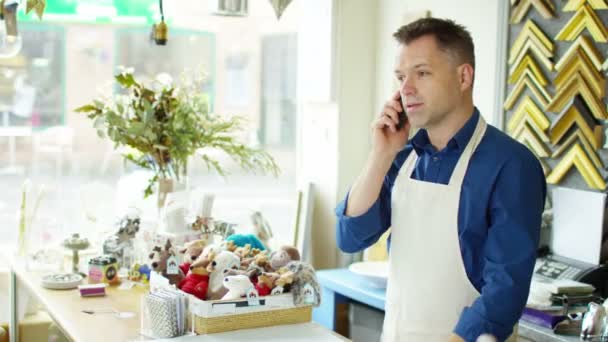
[411,108,480,155]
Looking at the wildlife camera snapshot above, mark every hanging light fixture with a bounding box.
[268,0,292,20]
[0,0,22,58]
[152,0,167,45]
[209,0,248,17]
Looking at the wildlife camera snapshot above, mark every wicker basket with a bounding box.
[193,305,312,334]
[188,293,312,334]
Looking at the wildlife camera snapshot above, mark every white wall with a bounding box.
[375,0,503,125]
[298,0,378,269]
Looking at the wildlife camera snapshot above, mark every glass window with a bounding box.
[0,1,301,251]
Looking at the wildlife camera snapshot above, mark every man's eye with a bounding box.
[418,71,428,77]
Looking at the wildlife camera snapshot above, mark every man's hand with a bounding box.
[371,90,410,158]
[448,333,465,342]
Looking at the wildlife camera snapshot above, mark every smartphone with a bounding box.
[396,96,408,130]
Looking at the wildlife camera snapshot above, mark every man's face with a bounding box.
[394,35,468,130]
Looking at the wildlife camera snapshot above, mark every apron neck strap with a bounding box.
[448,115,487,187]
[399,115,487,186]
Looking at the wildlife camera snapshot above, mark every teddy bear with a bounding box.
[178,239,207,275]
[178,250,214,300]
[206,250,241,300]
[245,250,272,273]
[269,246,300,271]
[221,275,254,300]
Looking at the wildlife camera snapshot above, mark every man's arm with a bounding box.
[453,150,546,341]
[335,174,393,253]
[345,151,395,216]
[336,91,410,253]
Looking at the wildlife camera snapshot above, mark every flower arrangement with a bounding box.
[76,69,280,197]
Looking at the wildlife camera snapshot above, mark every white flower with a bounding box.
[155,73,173,87]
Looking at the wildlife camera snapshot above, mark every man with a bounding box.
[335,18,546,342]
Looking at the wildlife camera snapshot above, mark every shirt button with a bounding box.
[433,157,439,162]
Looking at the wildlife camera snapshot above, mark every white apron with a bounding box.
[381,116,517,342]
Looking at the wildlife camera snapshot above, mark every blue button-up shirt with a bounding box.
[335,109,546,342]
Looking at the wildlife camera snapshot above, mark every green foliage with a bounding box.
[76,69,280,197]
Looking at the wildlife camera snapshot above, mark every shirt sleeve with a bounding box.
[335,153,403,254]
[454,150,546,341]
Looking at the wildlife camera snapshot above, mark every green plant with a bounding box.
[76,69,280,197]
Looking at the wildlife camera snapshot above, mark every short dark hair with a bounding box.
[393,18,475,70]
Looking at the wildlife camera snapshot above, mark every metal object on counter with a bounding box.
[582,302,606,340]
[552,293,603,315]
[62,233,90,277]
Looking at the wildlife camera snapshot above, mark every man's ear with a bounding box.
[458,64,474,91]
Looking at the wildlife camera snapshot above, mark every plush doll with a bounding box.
[139,264,151,283]
[206,250,240,300]
[224,240,238,252]
[178,251,214,300]
[224,268,259,279]
[234,244,252,259]
[286,261,321,306]
[270,246,300,271]
[225,233,266,252]
[256,272,280,296]
[148,240,185,286]
[246,250,273,273]
[275,271,295,287]
[221,275,254,300]
[128,263,142,281]
[178,239,207,275]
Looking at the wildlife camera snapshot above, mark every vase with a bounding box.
[156,177,187,211]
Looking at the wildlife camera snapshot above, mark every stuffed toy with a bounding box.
[275,271,295,288]
[148,239,185,286]
[246,250,274,274]
[139,264,151,283]
[224,268,259,279]
[128,263,142,281]
[256,271,281,296]
[221,275,254,300]
[268,270,295,294]
[206,250,240,300]
[270,246,300,270]
[286,261,321,306]
[224,240,238,252]
[178,251,213,300]
[225,234,266,252]
[234,244,252,259]
[178,239,207,275]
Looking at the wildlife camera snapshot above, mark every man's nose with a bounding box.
[400,77,416,96]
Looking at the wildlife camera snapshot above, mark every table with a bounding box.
[313,268,384,331]
[10,259,145,342]
[9,259,349,342]
[313,268,580,342]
